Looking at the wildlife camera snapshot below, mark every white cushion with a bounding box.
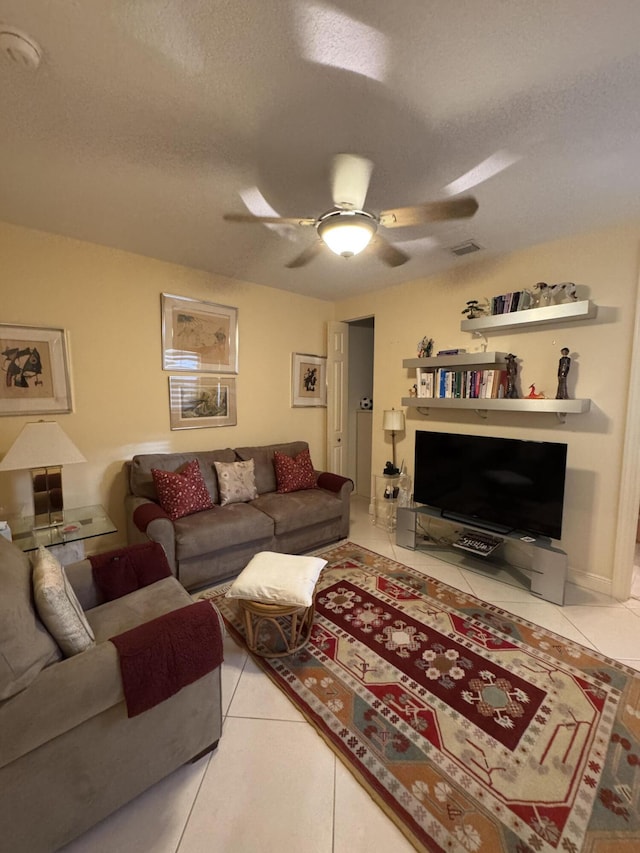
[32,546,95,657]
[226,551,326,607]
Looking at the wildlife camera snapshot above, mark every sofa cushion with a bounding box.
[129,448,236,503]
[235,441,309,494]
[173,503,274,561]
[152,460,213,520]
[214,459,258,506]
[0,537,62,700]
[250,489,342,536]
[226,551,327,607]
[32,546,96,657]
[86,576,194,641]
[273,448,318,493]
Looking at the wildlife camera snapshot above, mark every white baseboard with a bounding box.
[567,566,615,599]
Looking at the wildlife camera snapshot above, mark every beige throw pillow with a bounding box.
[32,546,95,657]
[214,459,259,506]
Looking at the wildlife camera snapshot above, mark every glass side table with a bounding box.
[372,475,401,532]
[8,505,117,555]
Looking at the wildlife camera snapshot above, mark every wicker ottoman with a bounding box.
[225,551,327,658]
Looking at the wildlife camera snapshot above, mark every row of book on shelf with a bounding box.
[417,367,509,399]
[490,290,534,314]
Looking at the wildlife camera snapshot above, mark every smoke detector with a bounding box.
[0,27,41,70]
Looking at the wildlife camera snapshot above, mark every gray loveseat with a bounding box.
[124,440,352,591]
[0,536,223,853]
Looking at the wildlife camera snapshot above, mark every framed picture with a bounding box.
[161,293,238,374]
[291,353,327,407]
[0,324,73,416]
[169,375,237,429]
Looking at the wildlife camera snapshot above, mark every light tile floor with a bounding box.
[61,496,640,853]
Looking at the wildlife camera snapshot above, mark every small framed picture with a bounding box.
[291,353,327,408]
[162,293,238,374]
[169,375,237,429]
[0,324,73,416]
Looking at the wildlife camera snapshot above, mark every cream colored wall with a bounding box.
[0,222,333,550]
[336,221,640,593]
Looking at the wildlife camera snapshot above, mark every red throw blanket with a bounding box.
[110,600,223,717]
[89,541,171,602]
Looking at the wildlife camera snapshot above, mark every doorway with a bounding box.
[346,317,375,498]
[326,317,375,496]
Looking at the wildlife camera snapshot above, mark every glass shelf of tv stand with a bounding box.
[396,505,568,605]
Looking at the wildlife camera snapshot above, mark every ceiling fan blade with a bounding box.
[285,241,324,269]
[224,213,316,226]
[330,154,374,210]
[379,197,478,229]
[369,235,410,268]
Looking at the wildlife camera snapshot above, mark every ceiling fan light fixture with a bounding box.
[317,210,377,258]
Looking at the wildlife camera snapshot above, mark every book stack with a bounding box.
[416,368,508,399]
[490,290,533,314]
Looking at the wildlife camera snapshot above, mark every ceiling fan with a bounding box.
[224,154,479,269]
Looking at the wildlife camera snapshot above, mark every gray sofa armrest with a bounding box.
[316,471,354,499]
[124,495,177,573]
[0,641,123,769]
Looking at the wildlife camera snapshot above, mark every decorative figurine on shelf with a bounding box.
[417,336,434,358]
[383,460,399,476]
[526,384,546,399]
[534,282,552,307]
[550,282,578,304]
[461,300,485,319]
[505,353,519,398]
[409,384,418,397]
[556,348,571,399]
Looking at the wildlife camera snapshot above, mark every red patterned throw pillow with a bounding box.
[273,449,317,494]
[151,460,213,520]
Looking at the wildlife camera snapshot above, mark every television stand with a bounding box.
[396,506,567,605]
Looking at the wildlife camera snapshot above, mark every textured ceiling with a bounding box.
[1,1,640,300]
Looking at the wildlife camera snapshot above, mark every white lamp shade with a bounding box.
[383,409,405,432]
[0,421,86,471]
[317,212,377,257]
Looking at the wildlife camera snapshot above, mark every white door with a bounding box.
[326,321,349,475]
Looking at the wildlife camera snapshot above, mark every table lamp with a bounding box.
[0,420,86,529]
[382,408,405,473]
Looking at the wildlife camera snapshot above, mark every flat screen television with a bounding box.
[413,430,568,540]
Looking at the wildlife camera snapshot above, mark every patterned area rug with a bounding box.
[202,543,640,852]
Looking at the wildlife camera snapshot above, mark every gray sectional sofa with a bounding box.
[0,536,223,853]
[124,441,353,591]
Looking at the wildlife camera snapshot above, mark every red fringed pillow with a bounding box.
[151,460,213,520]
[273,449,317,494]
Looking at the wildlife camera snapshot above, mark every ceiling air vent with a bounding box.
[450,240,483,257]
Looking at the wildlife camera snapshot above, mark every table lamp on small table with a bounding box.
[0,420,86,529]
[382,408,405,475]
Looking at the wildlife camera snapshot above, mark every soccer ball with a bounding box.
[360,397,373,410]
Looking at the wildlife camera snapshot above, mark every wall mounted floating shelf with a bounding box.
[402,352,508,370]
[460,299,597,333]
[402,302,595,423]
[401,396,590,416]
